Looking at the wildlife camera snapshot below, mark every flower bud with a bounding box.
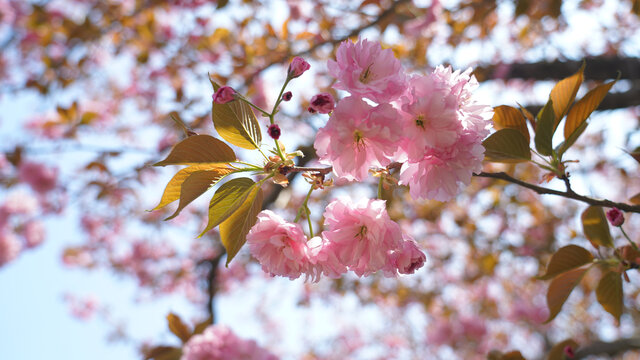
[212,86,236,104]
[267,124,281,140]
[309,93,335,114]
[606,207,625,227]
[282,91,292,101]
[287,56,310,78]
[307,106,316,114]
[563,345,575,359]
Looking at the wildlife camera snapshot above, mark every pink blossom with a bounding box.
[328,38,407,103]
[399,132,485,201]
[314,97,403,181]
[306,235,348,281]
[321,198,404,277]
[287,56,310,78]
[65,294,99,321]
[385,237,426,275]
[0,231,21,266]
[212,86,236,104]
[22,220,45,248]
[246,210,310,280]
[181,325,278,360]
[18,161,58,194]
[2,190,39,215]
[309,93,335,114]
[606,207,624,226]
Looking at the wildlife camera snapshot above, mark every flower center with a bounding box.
[415,115,426,129]
[355,225,368,240]
[359,64,374,84]
[353,130,366,149]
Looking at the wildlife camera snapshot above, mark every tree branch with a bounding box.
[574,337,640,359]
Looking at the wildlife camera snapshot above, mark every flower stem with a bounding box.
[295,184,315,237]
[620,226,638,251]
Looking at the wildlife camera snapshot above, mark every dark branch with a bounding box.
[574,337,640,359]
[205,253,223,324]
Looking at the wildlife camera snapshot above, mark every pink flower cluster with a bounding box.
[246,199,425,281]
[181,325,278,360]
[315,38,492,201]
[0,190,47,267]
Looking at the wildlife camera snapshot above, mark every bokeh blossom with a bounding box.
[181,325,278,360]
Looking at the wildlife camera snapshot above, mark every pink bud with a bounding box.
[606,207,625,227]
[563,345,575,359]
[212,86,236,104]
[287,56,310,78]
[309,93,335,114]
[282,91,292,101]
[267,124,281,140]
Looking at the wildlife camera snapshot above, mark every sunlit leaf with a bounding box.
[152,165,232,211]
[193,316,213,335]
[556,121,587,156]
[581,206,614,248]
[165,168,234,220]
[220,185,263,265]
[545,266,592,323]
[630,193,640,205]
[199,178,256,238]
[549,62,584,129]
[482,128,531,163]
[538,245,593,280]
[210,80,262,150]
[144,346,182,360]
[166,313,191,343]
[534,99,555,156]
[563,78,617,148]
[596,271,623,323]
[154,135,236,166]
[546,339,579,360]
[492,105,530,143]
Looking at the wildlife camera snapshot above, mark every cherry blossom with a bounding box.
[181,325,278,360]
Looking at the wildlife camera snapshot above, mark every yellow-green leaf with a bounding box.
[538,245,594,280]
[166,313,192,343]
[145,346,182,360]
[210,80,262,150]
[581,206,614,248]
[549,62,584,129]
[492,105,530,143]
[165,168,233,220]
[482,128,531,163]
[596,271,623,323]
[153,164,232,211]
[154,135,236,166]
[545,266,592,323]
[220,185,263,265]
[563,79,617,143]
[534,99,555,156]
[198,178,256,237]
[546,339,579,360]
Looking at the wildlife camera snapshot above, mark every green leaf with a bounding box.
[546,339,579,360]
[549,62,584,129]
[153,164,232,211]
[492,105,530,143]
[581,206,614,248]
[534,99,555,156]
[596,271,623,323]
[210,80,262,150]
[154,135,236,166]
[482,128,531,163]
[563,78,617,148]
[220,185,263,265]
[545,266,592,323]
[165,168,234,220]
[198,178,256,238]
[166,313,192,343]
[538,245,594,280]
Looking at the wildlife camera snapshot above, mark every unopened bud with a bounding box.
[563,345,575,359]
[309,93,335,114]
[282,91,292,101]
[267,124,281,140]
[606,207,625,227]
[212,86,236,104]
[307,106,316,114]
[287,57,310,79]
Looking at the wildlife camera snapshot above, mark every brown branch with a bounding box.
[205,253,224,324]
[574,337,640,359]
[476,171,640,213]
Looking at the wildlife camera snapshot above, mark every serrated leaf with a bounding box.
[550,62,584,129]
[546,339,579,360]
[581,206,614,248]
[153,165,232,211]
[154,135,236,166]
[198,178,256,237]
[165,169,234,220]
[492,105,530,143]
[482,128,531,163]
[539,245,594,280]
[166,313,192,343]
[596,271,623,322]
[630,193,640,205]
[545,266,592,323]
[145,346,182,360]
[534,99,555,156]
[210,80,262,150]
[220,186,263,265]
[563,79,617,144]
